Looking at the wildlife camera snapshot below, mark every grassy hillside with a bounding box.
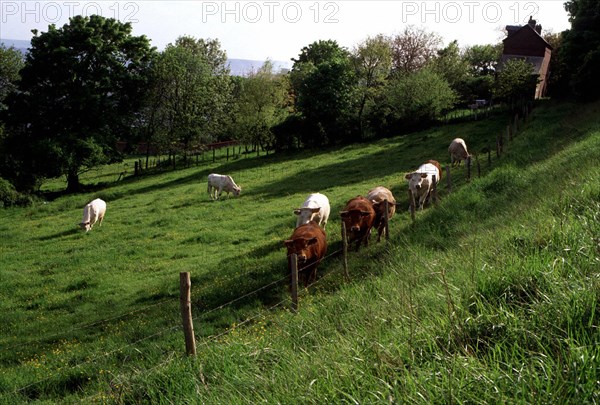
[1,100,599,403]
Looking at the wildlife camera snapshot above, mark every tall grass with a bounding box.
[1,100,599,403]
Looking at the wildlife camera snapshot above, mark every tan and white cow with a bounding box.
[294,193,330,229]
[405,160,441,211]
[207,173,241,200]
[366,186,396,242]
[79,198,106,232]
[448,138,471,167]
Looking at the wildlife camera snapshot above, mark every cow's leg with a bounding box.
[419,191,428,210]
[308,266,317,285]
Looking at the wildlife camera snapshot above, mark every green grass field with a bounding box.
[1,100,599,403]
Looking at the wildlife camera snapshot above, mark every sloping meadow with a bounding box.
[1,101,599,403]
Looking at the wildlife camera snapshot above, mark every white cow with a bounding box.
[448,138,471,167]
[207,173,241,200]
[79,198,106,232]
[294,193,330,229]
[405,160,441,210]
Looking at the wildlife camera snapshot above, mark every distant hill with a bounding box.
[0,38,291,76]
[1,39,30,54]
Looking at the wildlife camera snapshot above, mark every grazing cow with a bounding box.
[284,221,327,287]
[366,186,396,242]
[207,173,241,200]
[448,138,471,167]
[405,160,442,210]
[340,196,376,252]
[79,198,106,232]
[294,193,330,229]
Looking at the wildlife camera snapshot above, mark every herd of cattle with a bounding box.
[79,138,471,287]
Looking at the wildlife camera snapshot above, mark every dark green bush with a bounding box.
[0,177,33,207]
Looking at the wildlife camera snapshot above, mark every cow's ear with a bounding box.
[307,237,318,246]
[310,207,321,213]
[293,209,301,215]
[404,173,412,179]
[284,240,294,248]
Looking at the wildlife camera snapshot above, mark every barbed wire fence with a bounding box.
[9,102,535,400]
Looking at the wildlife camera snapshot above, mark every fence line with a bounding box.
[11,104,534,400]
[2,296,179,353]
[192,274,290,321]
[85,296,292,404]
[14,323,183,395]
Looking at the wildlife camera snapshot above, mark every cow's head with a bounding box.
[293,207,320,226]
[340,209,372,232]
[79,222,91,232]
[405,172,429,191]
[284,237,318,263]
[233,186,241,196]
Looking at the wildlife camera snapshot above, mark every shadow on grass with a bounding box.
[37,228,80,241]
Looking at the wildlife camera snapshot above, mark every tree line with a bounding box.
[0,0,598,200]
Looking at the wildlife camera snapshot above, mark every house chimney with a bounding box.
[535,24,542,35]
[528,16,536,29]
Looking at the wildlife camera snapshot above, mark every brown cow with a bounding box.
[366,186,396,242]
[284,221,327,287]
[340,196,376,252]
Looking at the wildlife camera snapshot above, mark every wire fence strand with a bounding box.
[2,296,179,353]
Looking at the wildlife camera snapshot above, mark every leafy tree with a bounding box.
[229,60,289,151]
[457,43,501,105]
[560,0,600,100]
[493,59,538,108]
[0,44,24,155]
[463,44,501,75]
[543,31,569,98]
[430,40,469,100]
[0,45,24,111]
[382,67,456,132]
[290,40,356,145]
[351,35,392,139]
[140,36,232,167]
[390,26,442,75]
[2,15,155,192]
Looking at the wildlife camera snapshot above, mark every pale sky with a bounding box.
[1,1,571,65]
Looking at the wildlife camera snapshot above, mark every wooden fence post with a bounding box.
[408,189,416,221]
[226,148,229,161]
[341,221,349,281]
[496,133,501,157]
[466,157,472,181]
[383,199,390,241]
[445,165,452,194]
[290,254,298,312]
[212,149,215,162]
[179,272,196,356]
[432,175,438,206]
